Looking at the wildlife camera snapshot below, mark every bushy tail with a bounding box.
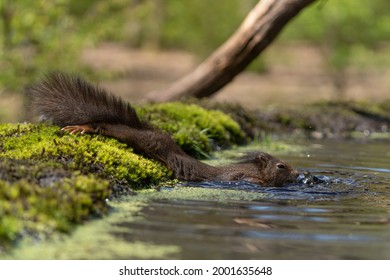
[27,72,145,129]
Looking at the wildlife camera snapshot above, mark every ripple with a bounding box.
[318,164,390,173]
[244,230,378,242]
[181,168,389,202]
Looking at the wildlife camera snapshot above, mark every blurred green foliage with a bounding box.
[1,0,389,92]
[0,0,132,90]
[281,0,390,92]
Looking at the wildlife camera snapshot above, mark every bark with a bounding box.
[146,0,317,101]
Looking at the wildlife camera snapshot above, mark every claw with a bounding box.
[62,125,91,134]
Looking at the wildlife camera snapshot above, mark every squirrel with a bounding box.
[27,72,299,187]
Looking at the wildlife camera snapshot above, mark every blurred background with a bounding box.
[1,0,389,122]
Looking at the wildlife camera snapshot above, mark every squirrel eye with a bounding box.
[277,163,286,169]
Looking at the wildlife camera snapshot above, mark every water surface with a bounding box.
[107,140,389,259]
[4,140,390,259]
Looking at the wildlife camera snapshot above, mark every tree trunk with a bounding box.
[146,0,317,102]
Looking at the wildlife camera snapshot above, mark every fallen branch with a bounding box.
[146,0,317,101]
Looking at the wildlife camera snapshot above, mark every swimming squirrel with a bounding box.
[27,72,298,187]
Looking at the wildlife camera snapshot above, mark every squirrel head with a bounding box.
[223,152,299,187]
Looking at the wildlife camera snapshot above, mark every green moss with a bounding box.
[0,123,171,250]
[0,104,247,250]
[0,123,171,187]
[138,102,246,158]
[245,100,390,139]
[343,100,390,120]
[0,173,110,250]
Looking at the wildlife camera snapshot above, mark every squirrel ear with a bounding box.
[232,172,245,181]
[256,153,269,167]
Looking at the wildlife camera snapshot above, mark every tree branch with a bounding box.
[146,0,317,102]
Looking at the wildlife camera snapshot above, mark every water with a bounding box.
[4,140,390,259]
[111,140,390,259]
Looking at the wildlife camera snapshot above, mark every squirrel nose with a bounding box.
[288,169,300,182]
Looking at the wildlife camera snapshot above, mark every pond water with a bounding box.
[3,140,390,259]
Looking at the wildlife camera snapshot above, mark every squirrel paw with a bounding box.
[62,125,95,134]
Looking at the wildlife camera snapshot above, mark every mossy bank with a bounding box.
[0,102,246,251]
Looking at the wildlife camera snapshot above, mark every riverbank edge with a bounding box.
[1,100,389,252]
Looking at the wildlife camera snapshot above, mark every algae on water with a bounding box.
[2,186,267,260]
[3,199,180,260]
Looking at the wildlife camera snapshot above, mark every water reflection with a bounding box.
[111,140,390,259]
[112,195,389,259]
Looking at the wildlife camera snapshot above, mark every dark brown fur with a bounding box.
[27,72,298,187]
